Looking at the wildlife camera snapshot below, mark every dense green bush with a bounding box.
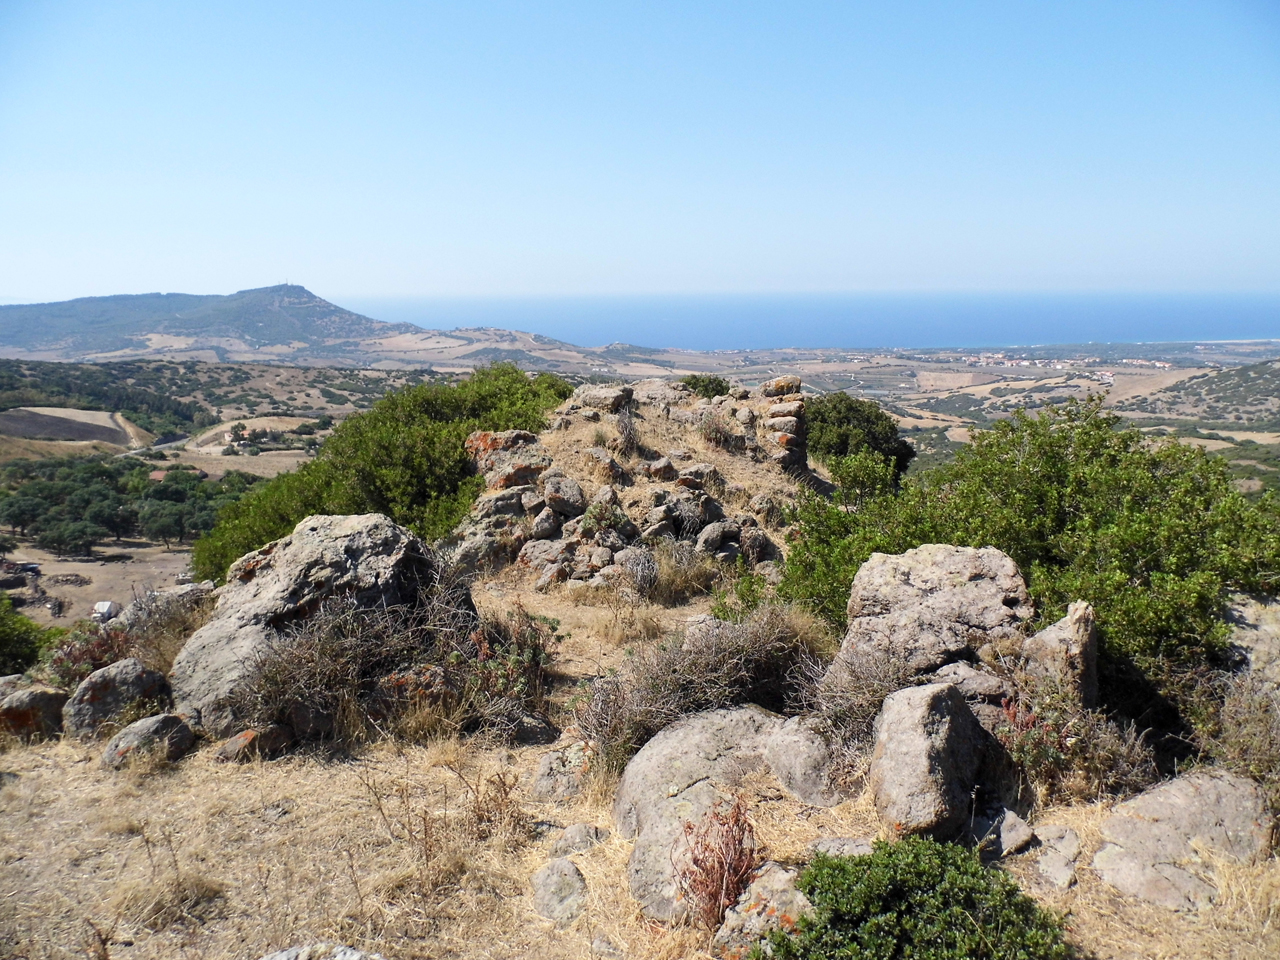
[192,365,571,582]
[806,391,916,477]
[0,592,62,675]
[756,840,1071,960]
[781,397,1280,677]
[682,374,732,399]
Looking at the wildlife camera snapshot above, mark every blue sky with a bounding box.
[1,1,1279,307]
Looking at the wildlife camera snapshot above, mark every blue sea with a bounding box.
[336,293,1280,352]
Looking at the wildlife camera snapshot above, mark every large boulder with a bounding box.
[614,706,782,921]
[827,545,1032,681]
[868,683,987,839]
[1092,771,1274,910]
[0,687,68,740]
[572,384,634,413]
[464,430,550,489]
[101,714,197,769]
[63,658,170,740]
[542,474,587,517]
[170,514,445,736]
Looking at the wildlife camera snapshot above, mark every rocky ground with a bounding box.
[2,377,1278,960]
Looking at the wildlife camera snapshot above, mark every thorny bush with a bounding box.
[232,572,558,745]
[575,604,821,772]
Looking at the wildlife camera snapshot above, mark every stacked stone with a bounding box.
[756,376,806,469]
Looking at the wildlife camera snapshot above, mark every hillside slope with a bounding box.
[0,285,416,359]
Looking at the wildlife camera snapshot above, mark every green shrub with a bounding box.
[682,374,731,399]
[755,840,1071,960]
[192,365,571,582]
[781,397,1280,679]
[0,592,62,676]
[806,392,916,476]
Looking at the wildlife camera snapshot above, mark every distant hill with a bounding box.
[0,285,417,360]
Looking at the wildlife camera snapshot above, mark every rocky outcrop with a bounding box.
[63,658,170,740]
[1092,771,1274,910]
[868,683,988,839]
[826,545,1033,684]
[1035,824,1081,889]
[571,384,634,413]
[170,514,444,736]
[101,714,197,769]
[107,580,215,634]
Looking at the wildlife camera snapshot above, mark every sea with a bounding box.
[336,293,1280,353]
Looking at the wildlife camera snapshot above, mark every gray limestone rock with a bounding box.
[0,687,68,740]
[531,741,592,800]
[827,544,1033,681]
[614,706,782,921]
[1020,601,1099,708]
[811,836,874,858]
[543,475,587,517]
[868,683,987,839]
[764,716,842,807]
[551,823,609,856]
[713,862,812,956]
[1092,771,1274,910]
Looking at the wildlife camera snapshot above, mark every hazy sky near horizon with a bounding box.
[1,1,1279,304]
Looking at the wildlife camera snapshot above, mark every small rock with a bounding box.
[591,936,623,958]
[551,823,609,856]
[1037,824,1081,861]
[1037,849,1077,889]
[101,714,196,769]
[532,857,588,924]
[543,475,587,517]
[258,947,385,960]
[586,448,626,482]
[713,862,812,957]
[767,401,804,418]
[1020,601,1099,708]
[644,457,678,481]
[511,711,560,745]
[667,448,692,461]
[530,507,563,540]
[63,658,170,740]
[811,836,874,858]
[971,807,1036,858]
[214,724,295,763]
[531,741,592,800]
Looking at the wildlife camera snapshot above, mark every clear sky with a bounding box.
[1,1,1279,305]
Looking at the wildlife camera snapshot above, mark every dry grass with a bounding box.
[122,584,218,674]
[650,540,720,606]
